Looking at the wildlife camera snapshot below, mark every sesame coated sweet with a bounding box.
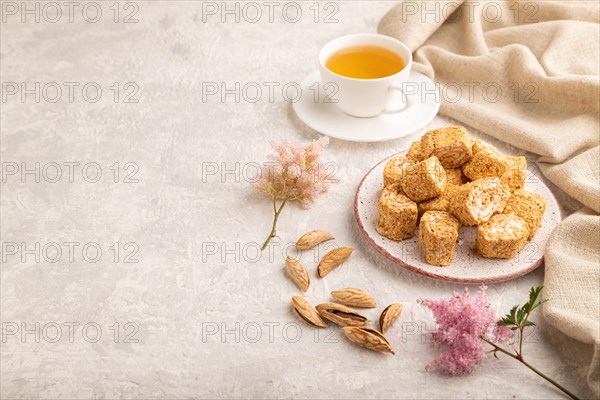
[471,139,494,154]
[449,177,511,226]
[401,156,447,202]
[476,214,529,259]
[421,126,473,168]
[376,184,418,241]
[503,189,547,240]
[406,140,429,162]
[383,155,410,187]
[419,211,461,266]
[462,144,509,181]
[501,155,527,192]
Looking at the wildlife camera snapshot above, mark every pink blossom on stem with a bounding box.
[255,137,337,207]
[255,137,339,250]
[419,285,512,375]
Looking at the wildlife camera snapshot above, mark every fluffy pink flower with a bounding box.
[255,137,337,207]
[419,285,512,375]
[255,137,339,250]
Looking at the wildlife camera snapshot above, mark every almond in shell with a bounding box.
[315,302,369,326]
[331,288,377,308]
[285,256,310,292]
[379,303,403,334]
[342,326,395,354]
[317,247,353,277]
[296,230,335,250]
[291,296,327,328]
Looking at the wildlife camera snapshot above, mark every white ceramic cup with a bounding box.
[318,33,413,118]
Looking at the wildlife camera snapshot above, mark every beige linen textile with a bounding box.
[379,0,600,395]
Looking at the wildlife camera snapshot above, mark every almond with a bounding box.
[379,303,403,334]
[331,288,377,308]
[296,230,335,250]
[342,326,395,354]
[285,256,310,292]
[315,302,369,327]
[317,247,353,277]
[291,296,327,328]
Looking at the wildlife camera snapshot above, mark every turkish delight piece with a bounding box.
[503,189,546,240]
[449,178,511,226]
[419,211,461,266]
[401,156,447,202]
[376,184,418,241]
[383,155,410,187]
[476,214,529,259]
[462,142,508,181]
[406,140,430,162]
[501,155,527,192]
[421,126,473,168]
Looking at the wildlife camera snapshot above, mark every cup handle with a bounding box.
[382,84,412,114]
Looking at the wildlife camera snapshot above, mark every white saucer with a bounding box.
[292,70,440,142]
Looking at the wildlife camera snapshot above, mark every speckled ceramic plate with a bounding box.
[354,152,562,284]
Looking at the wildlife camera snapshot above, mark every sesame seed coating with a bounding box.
[401,156,447,202]
[383,155,410,187]
[449,178,511,226]
[446,168,470,187]
[501,156,527,192]
[419,211,461,266]
[421,126,473,169]
[462,146,509,181]
[417,185,459,222]
[376,184,418,241]
[476,214,529,259]
[406,140,430,162]
[503,189,547,240]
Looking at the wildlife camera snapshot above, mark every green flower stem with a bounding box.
[518,326,524,359]
[481,337,580,400]
[260,198,288,251]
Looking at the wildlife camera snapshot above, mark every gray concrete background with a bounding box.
[1,1,592,398]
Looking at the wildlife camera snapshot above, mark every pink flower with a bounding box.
[255,137,338,207]
[419,285,512,375]
[255,137,339,250]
